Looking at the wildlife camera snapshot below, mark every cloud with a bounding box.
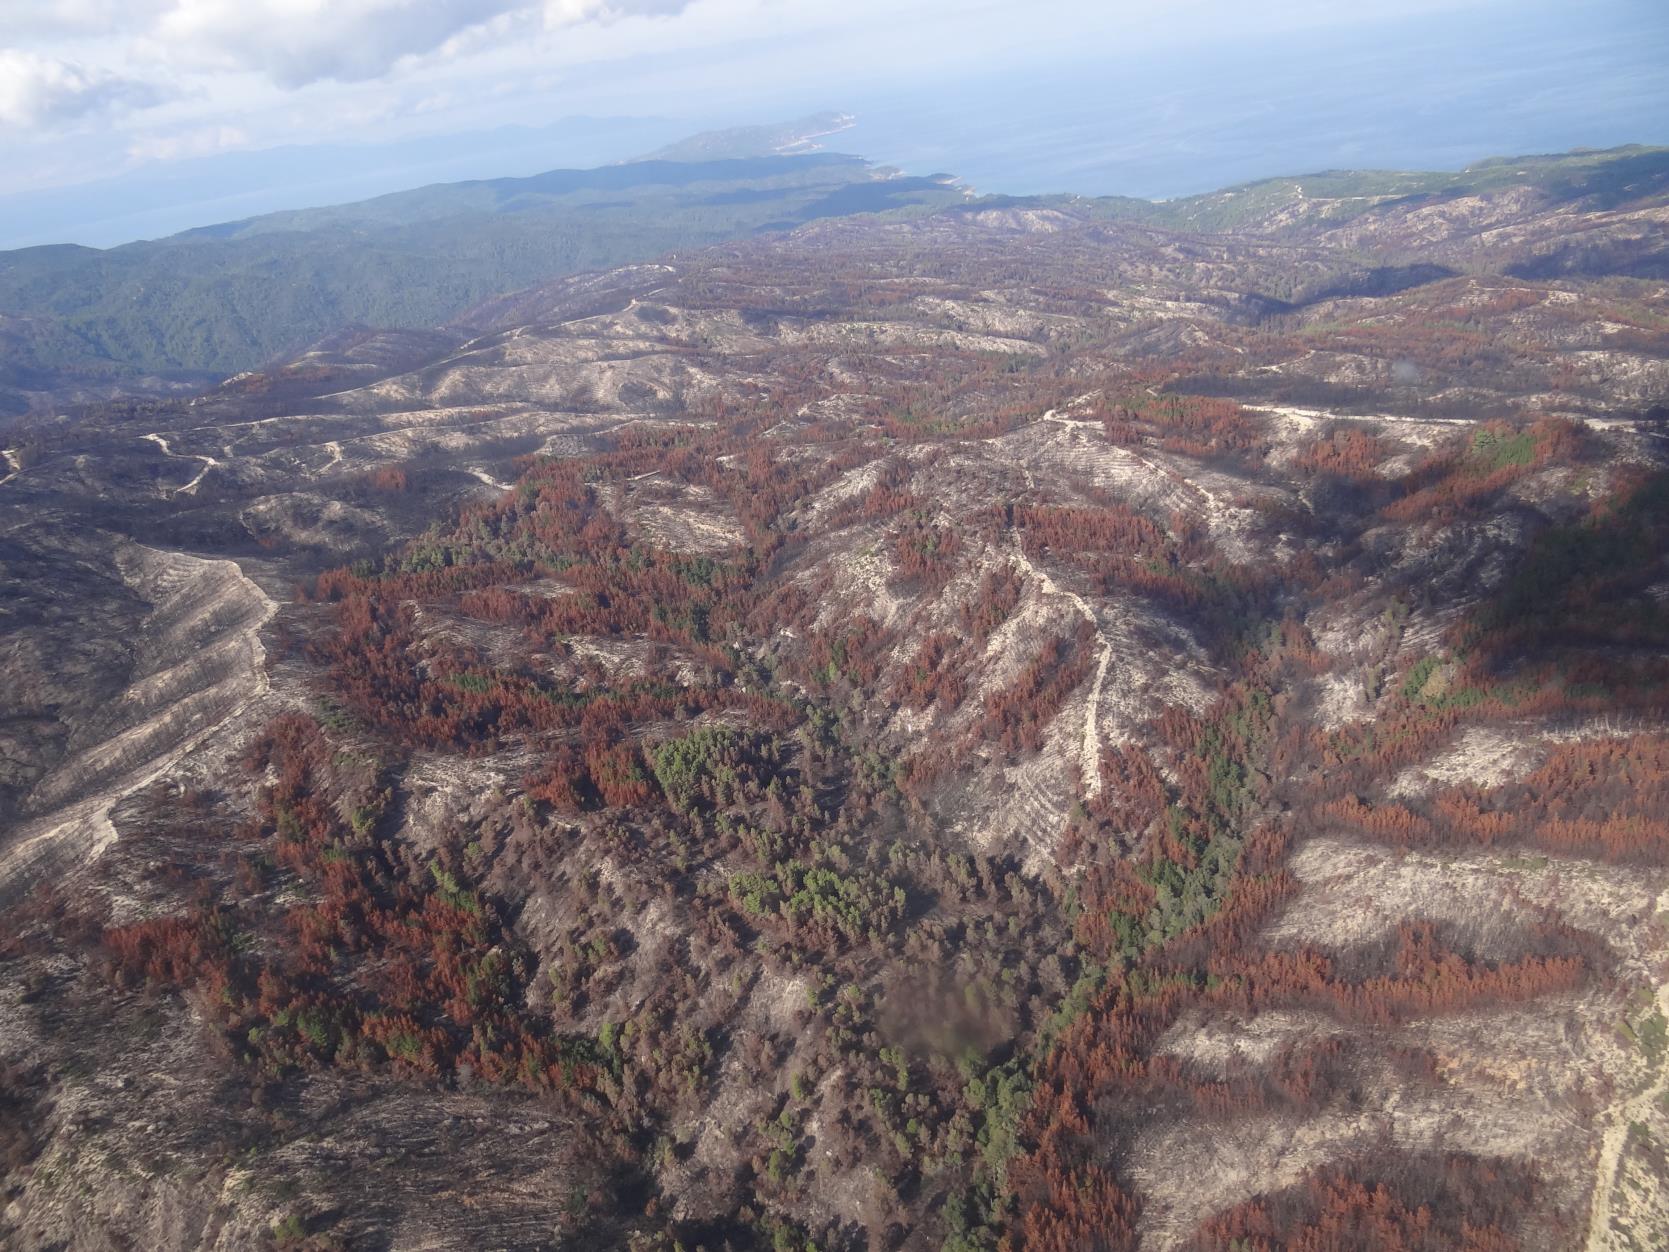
[152,0,694,88]
[0,0,702,143]
[0,1,170,40]
[23,0,1494,145]
[542,0,692,26]
[0,49,165,128]
[155,0,520,86]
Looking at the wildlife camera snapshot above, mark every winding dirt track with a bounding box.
[142,431,219,495]
[1585,947,1669,1251]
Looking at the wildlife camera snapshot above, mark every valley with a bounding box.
[1,146,1668,1250]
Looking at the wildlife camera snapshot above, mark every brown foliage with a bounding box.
[977,620,1098,753]
[1322,733,1669,863]
[1189,1154,1536,1252]
[892,631,967,711]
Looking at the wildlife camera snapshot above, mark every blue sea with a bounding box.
[835,1,1669,198]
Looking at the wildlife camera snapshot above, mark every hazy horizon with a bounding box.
[1,0,1666,249]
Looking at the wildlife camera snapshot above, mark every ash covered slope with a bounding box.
[0,151,1668,1250]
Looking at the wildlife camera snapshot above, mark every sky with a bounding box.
[1,0,1666,248]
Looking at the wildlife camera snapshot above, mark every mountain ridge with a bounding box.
[1,142,1664,419]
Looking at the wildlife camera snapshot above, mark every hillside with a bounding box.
[2,143,1662,421]
[0,153,961,415]
[0,148,1667,1250]
[1134,143,1669,235]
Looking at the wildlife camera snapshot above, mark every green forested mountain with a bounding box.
[0,154,960,413]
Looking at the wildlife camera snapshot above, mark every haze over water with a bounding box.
[1,0,1664,248]
[838,4,1669,198]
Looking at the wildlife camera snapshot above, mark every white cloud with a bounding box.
[0,49,164,127]
[149,0,695,88]
[155,0,524,87]
[0,0,1512,163]
[0,1,170,40]
[0,0,699,141]
[541,0,690,27]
